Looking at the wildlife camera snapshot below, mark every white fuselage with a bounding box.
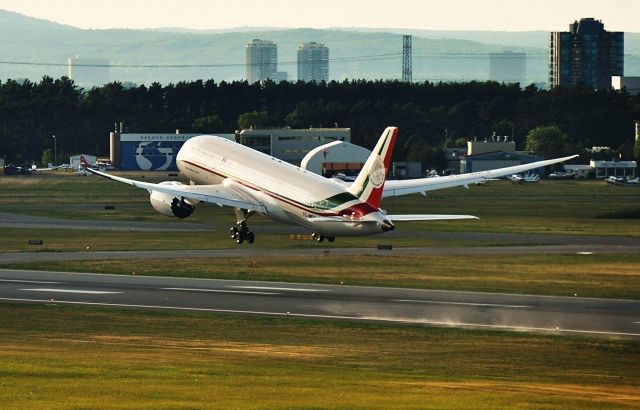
[176,135,391,236]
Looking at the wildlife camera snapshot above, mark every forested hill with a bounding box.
[2,9,639,85]
[1,79,639,167]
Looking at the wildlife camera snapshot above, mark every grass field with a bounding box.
[1,304,639,409]
[2,173,640,408]
[3,173,640,237]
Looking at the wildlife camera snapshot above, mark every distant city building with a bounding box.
[245,39,277,83]
[297,42,329,82]
[274,71,288,82]
[549,18,624,88]
[489,51,526,84]
[67,56,110,87]
[612,76,640,95]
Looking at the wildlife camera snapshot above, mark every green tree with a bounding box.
[41,149,52,166]
[237,111,268,130]
[192,115,225,132]
[525,125,568,158]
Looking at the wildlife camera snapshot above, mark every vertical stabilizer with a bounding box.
[347,127,398,208]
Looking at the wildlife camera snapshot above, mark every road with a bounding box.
[1,269,639,339]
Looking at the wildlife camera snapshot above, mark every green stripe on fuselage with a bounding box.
[307,192,358,210]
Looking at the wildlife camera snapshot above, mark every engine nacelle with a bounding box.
[149,181,195,219]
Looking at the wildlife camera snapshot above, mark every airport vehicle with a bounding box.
[3,164,32,176]
[548,170,577,180]
[508,173,540,184]
[83,127,576,244]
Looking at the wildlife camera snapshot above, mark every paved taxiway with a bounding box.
[2,243,640,264]
[1,269,639,339]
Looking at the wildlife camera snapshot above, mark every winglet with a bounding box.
[80,155,89,169]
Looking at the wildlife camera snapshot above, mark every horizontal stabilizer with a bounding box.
[386,214,478,221]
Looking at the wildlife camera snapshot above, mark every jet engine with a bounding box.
[149,181,195,218]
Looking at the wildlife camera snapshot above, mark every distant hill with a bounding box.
[1,10,638,86]
[0,9,78,31]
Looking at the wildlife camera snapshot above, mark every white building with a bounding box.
[245,39,277,83]
[612,76,640,95]
[590,160,637,179]
[297,42,329,82]
[68,57,110,87]
[240,128,350,166]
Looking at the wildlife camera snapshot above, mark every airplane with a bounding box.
[606,175,639,186]
[82,127,577,244]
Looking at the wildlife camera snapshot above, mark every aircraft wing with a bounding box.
[383,154,578,198]
[84,167,266,212]
[309,214,477,223]
[386,214,478,221]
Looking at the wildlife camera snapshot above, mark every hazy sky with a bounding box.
[0,0,638,32]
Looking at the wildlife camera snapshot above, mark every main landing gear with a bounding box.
[311,232,335,243]
[230,225,254,244]
[230,208,255,244]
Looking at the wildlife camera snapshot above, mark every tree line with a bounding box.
[1,76,639,168]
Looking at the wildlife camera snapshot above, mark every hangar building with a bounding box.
[460,138,545,176]
[239,128,350,165]
[461,151,545,175]
[109,128,350,171]
[110,132,234,171]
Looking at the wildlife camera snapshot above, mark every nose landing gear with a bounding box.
[311,232,335,243]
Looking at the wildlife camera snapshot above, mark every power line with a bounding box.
[0,53,403,69]
[0,52,565,71]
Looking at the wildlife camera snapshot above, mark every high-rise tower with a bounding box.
[246,39,277,83]
[549,18,623,88]
[297,42,329,82]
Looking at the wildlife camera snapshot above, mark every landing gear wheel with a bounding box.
[327,236,335,243]
[315,234,324,242]
[232,225,255,244]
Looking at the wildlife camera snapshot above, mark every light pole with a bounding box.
[52,134,57,165]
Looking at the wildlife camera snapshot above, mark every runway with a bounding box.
[1,268,639,339]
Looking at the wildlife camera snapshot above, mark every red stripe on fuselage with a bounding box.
[182,160,378,218]
[339,202,379,219]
